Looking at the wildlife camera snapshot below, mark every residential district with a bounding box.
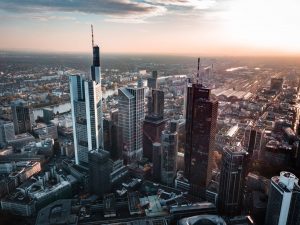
[0,40,300,225]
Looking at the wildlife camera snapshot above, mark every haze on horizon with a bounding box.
[0,0,299,57]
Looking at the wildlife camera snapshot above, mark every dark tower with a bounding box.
[90,25,101,83]
[184,58,218,198]
[88,150,112,196]
[218,146,248,216]
[143,89,166,161]
[11,100,32,134]
[147,71,158,90]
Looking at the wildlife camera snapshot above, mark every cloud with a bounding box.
[0,13,76,22]
[105,4,166,23]
[0,0,166,16]
[147,0,217,10]
[0,0,225,24]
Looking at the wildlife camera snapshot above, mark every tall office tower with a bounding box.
[243,126,265,159]
[143,89,166,161]
[218,146,248,216]
[152,142,162,181]
[147,71,158,90]
[69,34,103,165]
[148,89,164,117]
[118,86,144,164]
[270,77,284,91]
[11,99,32,134]
[184,58,218,198]
[0,120,15,146]
[88,150,112,196]
[161,121,178,186]
[265,171,300,225]
[103,117,113,153]
[103,110,121,160]
[43,108,55,124]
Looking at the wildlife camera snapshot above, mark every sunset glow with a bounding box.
[0,0,299,56]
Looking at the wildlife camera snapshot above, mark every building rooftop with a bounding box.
[178,215,226,225]
[35,199,78,225]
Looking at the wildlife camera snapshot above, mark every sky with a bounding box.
[0,0,300,56]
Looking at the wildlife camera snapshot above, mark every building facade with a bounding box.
[243,125,265,159]
[184,83,218,197]
[152,142,162,181]
[118,86,144,163]
[265,171,300,225]
[0,120,15,146]
[69,45,103,165]
[11,100,32,134]
[88,150,112,196]
[161,121,178,186]
[147,70,158,90]
[218,146,248,216]
[143,89,166,161]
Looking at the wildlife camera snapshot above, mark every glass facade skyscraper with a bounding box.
[218,146,248,216]
[143,89,166,161]
[184,83,218,197]
[11,99,32,134]
[69,45,103,166]
[118,86,144,163]
[161,121,178,186]
[265,171,300,225]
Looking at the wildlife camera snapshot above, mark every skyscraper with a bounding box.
[147,70,158,90]
[265,171,300,225]
[118,86,144,163]
[184,58,218,198]
[88,150,112,196]
[69,35,103,166]
[11,99,32,134]
[218,146,248,216]
[244,125,265,158]
[0,120,15,146]
[270,77,284,91]
[152,142,162,181]
[161,121,178,186]
[103,109,121,160]
[143,89,166,161]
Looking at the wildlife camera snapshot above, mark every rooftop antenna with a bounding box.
[197,57,200,84]
[91,24,94,47]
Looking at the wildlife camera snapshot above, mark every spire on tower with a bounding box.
[197,57,201,84]
[91,24,94,47]
[197,58,200,78]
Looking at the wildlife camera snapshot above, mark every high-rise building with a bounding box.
[270,77,284,91]
[118,86,144,163]
[0,120,15,146]
[42,108,55,124]
[218,146,248,216]
[244,125,265,158]
[143,89,166,161]
[161,121,178,186]
[103,117,113,153]
[152,142,162,181]
[103,109,121,160]
[88,150,112,196]
[11,99,32,134]
[265,171,300,225]
[147,71,158,90]
[184,80,218,197]
[69,42,103,166]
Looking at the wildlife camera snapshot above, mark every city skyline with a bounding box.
[1,0,300,56]
[1,2,300,225]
